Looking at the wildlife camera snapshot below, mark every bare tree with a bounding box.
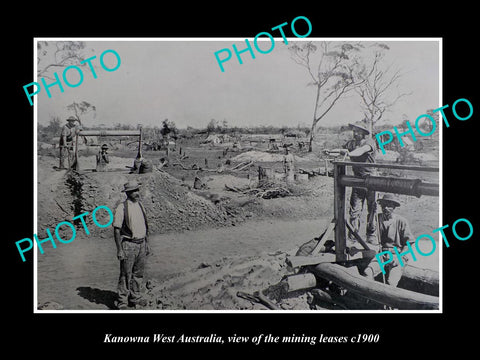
[206,119,218,134]
[37,41,96,79]
[355,44,411,137]
[289,41,366,152]
[66,101,96,126]
[37,41,98,129]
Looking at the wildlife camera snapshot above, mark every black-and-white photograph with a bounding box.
[34,39,441,312]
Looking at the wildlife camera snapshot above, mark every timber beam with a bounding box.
[310,262,439,310]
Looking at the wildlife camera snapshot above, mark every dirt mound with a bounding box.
[141,250,313,310]
[37,156,239,237]
[36,154,333,239]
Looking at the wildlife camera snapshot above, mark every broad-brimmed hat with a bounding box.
[66,116,77,122]
[348,123,370,135]
[101,144,109,150]
[121,181,141,192]
[378,193,401,207]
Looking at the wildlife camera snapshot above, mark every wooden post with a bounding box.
[334,162,347,262]
[72,134,79,171]
[137,127,143,160]
[311,219,336,255]
[258,166,269,186]
[258,166,266,178]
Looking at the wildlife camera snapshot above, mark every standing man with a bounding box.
[96,144,110,172]
[59,116,81,169]
[363,193,415,287]
[325,123,377,243]
[345,124,378,244]
[343,123,378,244]
[113,181,150,309]
[283,144,295,182]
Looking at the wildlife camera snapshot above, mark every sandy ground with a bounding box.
[36,216,439,310]
[37,218,328,310]
[36,145,440,311]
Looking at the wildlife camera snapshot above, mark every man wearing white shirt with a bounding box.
[113,181,150,309]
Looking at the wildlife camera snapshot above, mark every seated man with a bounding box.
[363,193,414,287]
[130,157,153,174]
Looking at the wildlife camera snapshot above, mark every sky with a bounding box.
[36,38,440,130]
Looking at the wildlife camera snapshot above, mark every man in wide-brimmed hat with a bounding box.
[342,122,378,244]
[283,143,295,182]
[95,144,110,172]
[112,180,150,309]
[363,193,414,287]
[59,116,81,169]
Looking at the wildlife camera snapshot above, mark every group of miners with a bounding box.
[55,116,415,310]
[56,116,155,310]
[108,122,413,310]
[58,116,110,172]
[58,116,154,173]
[326,123,414,287]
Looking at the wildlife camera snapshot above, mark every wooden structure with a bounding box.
[286,161,440,310]
[72,129,143,171]
[333,161,439,262]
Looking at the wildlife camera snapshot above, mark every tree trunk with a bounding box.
[310,262,439,310]
[308,85,321,153]
[308,122,316,152]
[398,265,439,297]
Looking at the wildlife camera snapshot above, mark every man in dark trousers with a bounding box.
[59,116,81,169]
[325,123,378,244]
[346,123,378,244]
[113,181,150,309]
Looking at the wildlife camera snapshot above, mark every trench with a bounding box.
[65,171,86,225]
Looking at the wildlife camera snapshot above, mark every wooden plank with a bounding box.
[286,253,336,268]
[236,161,253,171]
[256,292,281,310]
[79,130,142,136]
[311,220,336,255]
[311,262,439,310]
[231,161,251,170]
[236,291,280,310]
[284,273,317,292]
[345,221,371,250]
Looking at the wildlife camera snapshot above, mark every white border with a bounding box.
[33,37,443,314]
